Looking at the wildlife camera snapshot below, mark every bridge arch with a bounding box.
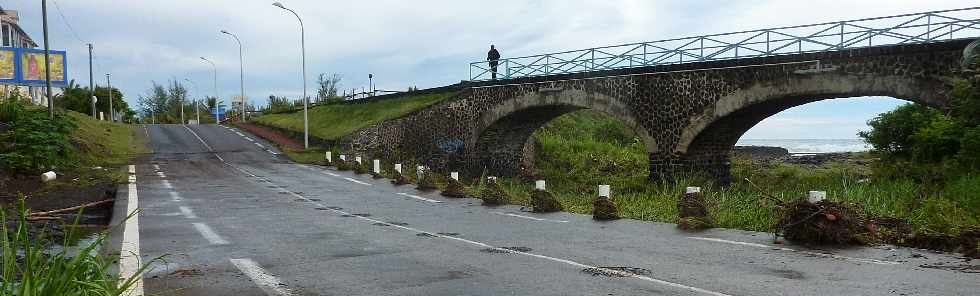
[465,88,657,176]
[670,73,949,183]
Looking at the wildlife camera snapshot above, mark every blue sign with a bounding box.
[210,107,227,121]
[0,47,68,87]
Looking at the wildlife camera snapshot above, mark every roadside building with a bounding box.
[0,7,54,106]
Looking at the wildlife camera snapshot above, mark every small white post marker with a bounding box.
[395,164,402,173]
[416,166,425,180]
[340,155,347,161]
[808,191,826,203]
[450,172,459,181]
[535,180,546,191]
[686,187,701,194]
[598,185,611,198]
[325,151,332,162]
[41,171,57,182]
[355,156,362,165]
[373,160,381,174]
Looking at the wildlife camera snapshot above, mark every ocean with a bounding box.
[735,139,870,154]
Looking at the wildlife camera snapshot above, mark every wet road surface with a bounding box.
[132,124,978,296]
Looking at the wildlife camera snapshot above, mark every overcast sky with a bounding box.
[3,0,976,138]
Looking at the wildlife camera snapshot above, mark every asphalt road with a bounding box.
[133,124,977,296]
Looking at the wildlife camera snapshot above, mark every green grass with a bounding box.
[255,92,456,140]
[489,110,980,235]
[67,111,149,167]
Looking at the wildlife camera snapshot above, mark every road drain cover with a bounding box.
[341,214,355,217]
[481,247,532,253]
[437,232,460,236]
[372,222,390,226]
[386,221,409,226]
[581,267,652,277]
[352,213,371,217]
[417,233,436,237]
[266,186,278,188]
[278,192,289,194]
[307,198,320,201]
[315,207,329,210]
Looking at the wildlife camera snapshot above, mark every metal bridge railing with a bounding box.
[469,7,980,81]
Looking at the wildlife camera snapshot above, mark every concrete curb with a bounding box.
[101,168,130,270]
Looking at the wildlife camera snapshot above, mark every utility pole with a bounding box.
[88,44,95,118]
[106,74,113,122]
[42,0,53,119]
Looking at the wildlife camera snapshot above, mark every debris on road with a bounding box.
[581,266,652,277]
[593,196,620,220]
[530,189,562,213]
[441,178,469,198]
[779,199,871,245]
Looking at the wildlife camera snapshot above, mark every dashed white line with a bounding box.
[192,223,229,245]
[169,191,182,202]
[119,165,144,296]
[152,164,160,171]
[493,212,569,223]
[230,258,293,296]
[245,137,255,142]
[344,177,371,186]
[229,164,729,296]
[156,171,166,178]
[161,180,173,189]
[687,237,901,265]
[179,206,198,219]
[183,126,215,152]
[396,192,443,203]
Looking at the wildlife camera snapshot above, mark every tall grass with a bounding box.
[495,110,980,235]
[1,197,152,295]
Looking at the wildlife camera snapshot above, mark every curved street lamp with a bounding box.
[220,29,246,122]
[199,57,219,123]
[184,78,201,123]
[272,1,309,149]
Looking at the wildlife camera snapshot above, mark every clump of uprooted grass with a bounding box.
[777,199,873,245]
[1,196,154,295]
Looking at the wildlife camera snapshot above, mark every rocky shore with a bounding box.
[733,145,868,166]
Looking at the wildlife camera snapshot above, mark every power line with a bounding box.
[51,0,86,44]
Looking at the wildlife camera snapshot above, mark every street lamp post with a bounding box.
[273,1,309,149]
[106,73,113,122]
[42,0,53,119]
[200,57,219,124]
[88,44,95,118]
[220,30,246,122]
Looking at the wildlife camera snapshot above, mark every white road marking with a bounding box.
[169,191,182,202]
[228,164,729,296]
[156,171,166,178]
[119,165,144,296]
[266,149,279,155]
[235,132,245,137]
[245,137,255,142]
[493,212,569,223]
[396,192,443,203]
[325,172,340,177]
[179,206,198,219]
[161,180,173,189]
[183,125,225,162]
[183,126,215,151]
[344,178,371,186]
[230,258,294,296]
[254,142,265,148]
[152,164,160,171]
[688,237,901,265]
[192,223,229,245]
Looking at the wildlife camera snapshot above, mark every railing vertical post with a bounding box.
[545,55,550,75]
[840,22,845,48]
[469,63,473,81]
[927,14,932,41]
[798,39,802,53]
[765,31,770,55]
[505,60,510,79]
[591,49,595,70]
[700,37,704,60]
[643,44,647,65]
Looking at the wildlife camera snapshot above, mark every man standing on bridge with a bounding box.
[487,45,501,79]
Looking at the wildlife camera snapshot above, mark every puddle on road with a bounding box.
[480,246,533,254]
[352,213,371,217]
[372,222,390,226]
[437,232,460,236]
[581,266,652,277]
[919,263,980,273]
[294,199,310,202]
[327,206,343,210]
[315,207,329,210]
[767,268,805,279]
[341,214,355,217]
[307,198,319,201]
[417,233,437,237]
[386,221,409,226]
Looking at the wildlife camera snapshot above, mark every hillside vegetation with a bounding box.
[255,92,456,140]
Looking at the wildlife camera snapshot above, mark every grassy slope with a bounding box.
[40,111,148,191]
[255,92,456,140]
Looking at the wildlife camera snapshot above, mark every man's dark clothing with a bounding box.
[487,48,500,79]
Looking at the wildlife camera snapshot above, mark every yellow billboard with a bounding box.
[0,50,14,80]
[21,51,65,82]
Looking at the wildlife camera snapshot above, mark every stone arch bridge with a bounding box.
[339,40,968,183]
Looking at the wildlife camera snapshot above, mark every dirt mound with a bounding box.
[390,172,411,186]
[441,179,468,198]
[778,199,871,245]
[479,178,510,206]
[529,190,562,213]
[677,190,712,231]
[593,197,619,220]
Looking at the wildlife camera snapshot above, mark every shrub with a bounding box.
[0,110,77,174]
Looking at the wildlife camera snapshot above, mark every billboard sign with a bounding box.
[0,47,68,86]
